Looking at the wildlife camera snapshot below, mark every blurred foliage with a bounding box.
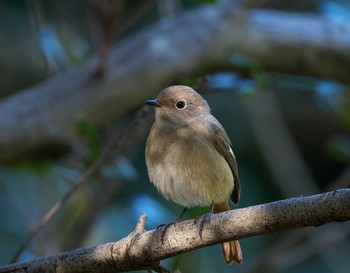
[0,0,350,273]
[77,121,102,162]
[229,53,272,92]
[326,135,350,163]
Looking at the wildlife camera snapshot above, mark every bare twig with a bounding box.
[11,106,153,263]
[88,0,154,77]
[2,189,349,273]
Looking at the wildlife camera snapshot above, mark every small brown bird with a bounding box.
[145,85,242,265]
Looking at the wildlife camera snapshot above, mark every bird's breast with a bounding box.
[146,124,234,208]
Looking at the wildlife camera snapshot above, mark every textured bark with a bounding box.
[0,189,349,273]
[1,2,350,162]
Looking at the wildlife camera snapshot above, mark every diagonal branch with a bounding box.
[10,105,153,263]
[1,189,349,273]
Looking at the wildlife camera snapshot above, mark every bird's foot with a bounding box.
[194,211,213,239]
[157,207,187,244]
[156,222,176,244]
[194,202,215,239]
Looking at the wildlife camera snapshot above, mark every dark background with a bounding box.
[0,0,349,272]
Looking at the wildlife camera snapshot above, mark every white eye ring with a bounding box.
[175,100,186,110]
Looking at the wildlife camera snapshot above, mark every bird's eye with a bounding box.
[175,100,186,110]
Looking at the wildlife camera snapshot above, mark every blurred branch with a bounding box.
[88,0,154,77]
[239,90,350,271]
[1,189,349,273]
[239,161,350,273]
[10,106,153,263]
[241,91,346,271]
[88,0,127,76]
[241,91,319,196]
[157,0,182,17]
[242,221,350,273]
[1,1,350,162]
[26,0,50,74]
[61,107,154,251]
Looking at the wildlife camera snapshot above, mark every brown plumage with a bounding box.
[145,85,242,265]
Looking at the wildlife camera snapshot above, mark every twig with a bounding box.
[11,106,153,263]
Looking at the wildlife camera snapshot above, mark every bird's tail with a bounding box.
[213,200,243,265]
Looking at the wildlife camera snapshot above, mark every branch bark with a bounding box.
[1,2,350,162]
[1,189,349,273]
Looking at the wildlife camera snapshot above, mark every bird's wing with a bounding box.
[206,120,240,204]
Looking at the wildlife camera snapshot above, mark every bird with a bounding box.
[145,85,242,265]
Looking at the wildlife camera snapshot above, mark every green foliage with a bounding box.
[325,135,350,163]
[230,53,271,91]
[77,121,101,162]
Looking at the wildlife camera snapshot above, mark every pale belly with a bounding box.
[146,135,234,208]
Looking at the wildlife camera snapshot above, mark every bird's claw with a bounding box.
[156,207,187,244]
[194,212,213,239]
[156,222,176,244]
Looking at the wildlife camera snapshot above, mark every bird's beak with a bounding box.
[145,99,161,107]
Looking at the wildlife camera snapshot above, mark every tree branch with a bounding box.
[1,189,349,273]
[1,1,350,162]
[10,105,154,263]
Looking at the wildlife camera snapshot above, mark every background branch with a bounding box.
[1,2,350,162]
[10,105,153,263]
[1,189,349,273]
